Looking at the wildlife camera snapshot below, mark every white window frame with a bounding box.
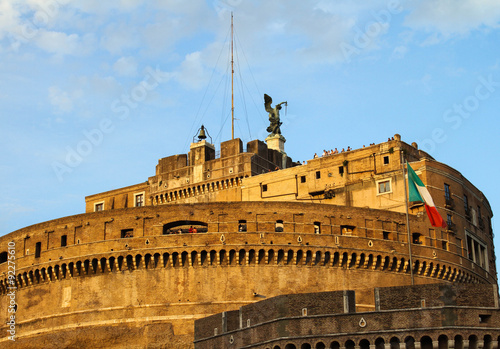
[134,192,145,207]
[465,230,488,270]
[94,201,105,212]
[376,178,392,195]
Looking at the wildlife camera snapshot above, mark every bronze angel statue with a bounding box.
[264,94,287,136]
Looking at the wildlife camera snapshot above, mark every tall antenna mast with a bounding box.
[231,12,234,140]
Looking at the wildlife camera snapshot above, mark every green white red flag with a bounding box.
[407,163,447,228]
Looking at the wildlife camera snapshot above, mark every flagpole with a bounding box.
[401,152,415,286]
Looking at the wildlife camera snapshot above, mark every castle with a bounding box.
[0,127,498,348]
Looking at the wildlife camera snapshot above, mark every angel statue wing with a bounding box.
[264,94,273,114]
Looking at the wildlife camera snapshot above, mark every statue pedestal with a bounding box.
[265,134,286,152]
[266,134,287,168]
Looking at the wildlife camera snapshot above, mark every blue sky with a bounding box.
[1,0,499,272]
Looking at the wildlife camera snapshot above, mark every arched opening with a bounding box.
[239,249,246,265]
[468,335,478,349]
[100,258,106,273]
[421,336,433,349]
[229,250,236,265]
[135,255,142,269]
[301,343,312,349]
[360,339,370,349]
[162,220,208,234]
[181,251,188,267]
[172,252,179,267]
[375,338,385,349]
[126,255,133,270]
[315,342,326,349]
[305,250,313,265]
[483,335,493,349]
[209,250,216,265]
[438,335,449,349]
[285,344,297,349]
[219,250,227,265]
[258,249,265,264]
[200,250,208,266]
[268,249,275,264]
[286,250,294,264]
[330,342,340,349]
[296,250,303,265]
[248,249,255,264]
[390,337,400,349]
[345,340,355,349]
[405,336,415,349]
[277,249,285,264]
[324,251,331,265]
[191,251,198,266]
[109,257,115,272]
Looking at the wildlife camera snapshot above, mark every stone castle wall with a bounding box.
[0,202,496,348]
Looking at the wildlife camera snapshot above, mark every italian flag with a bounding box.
[407,163,447,228]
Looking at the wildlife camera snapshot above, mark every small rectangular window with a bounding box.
[262,184,268,192]
[339,166,344,175]
[61,235,67,247]
[35,242,42,258]
[238,220,247,232]
[300,175,306,183]
[121,229,134,238]
[442,241,448,250]
[95,203,104,212]
[447,214,452,227]
[378,180,391,194]
[383,156,389,165]
[444,183,451,201]
[340,225,355,235]
[383,231,391,240]
[135,193,144,207]
[316,171,321,179]
[314,222,321,234]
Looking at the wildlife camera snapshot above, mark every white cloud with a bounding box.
[48,86,74,113]
[113,56,138,77]
[390,45,408,60]
[405,0,500,39]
